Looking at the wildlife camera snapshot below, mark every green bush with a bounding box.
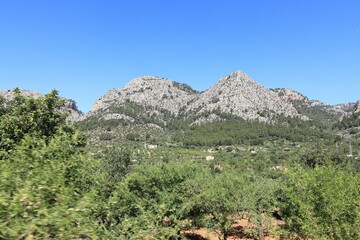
[105,161,208,239]
[0,89,100,239]
[0,131,100,239]
[184,170,280,240]
[98,132,113,141]
[281,164,360,239]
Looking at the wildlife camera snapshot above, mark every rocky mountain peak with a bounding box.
[187,71,305,121]
[91,75,197,115]
[124,76,169,89]
[217,70,255,85]
[225,70,249,79]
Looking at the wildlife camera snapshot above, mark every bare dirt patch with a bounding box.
[182,217,283,240]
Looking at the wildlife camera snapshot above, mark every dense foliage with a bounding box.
[176,117,333,146]
[281,164,360,239]
[334,112,360,130]
[333,111,360,137]
[0,89,76,156]
[0,90,99,239]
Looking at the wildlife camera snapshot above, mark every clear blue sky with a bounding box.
[1,0,359,112]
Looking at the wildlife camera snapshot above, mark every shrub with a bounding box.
[281,164,360,239]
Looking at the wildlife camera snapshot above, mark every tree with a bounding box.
[244,175,280,240]
[186,171,279,240]
[0,89,99,239]
[105,161,211,239]
[193,171,247,240]
[281,164,360,239]
[0,89,78,156]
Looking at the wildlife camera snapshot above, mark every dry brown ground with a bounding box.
[182,217,284,240]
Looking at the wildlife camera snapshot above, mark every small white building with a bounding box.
[146,144,158,150]
[205,155,214,161]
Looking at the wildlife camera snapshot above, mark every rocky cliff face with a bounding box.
[0,89,84,122]
[90,71,306,123]
[188,71,303,121]
[63,99,85,122]
[353,101,360,113]
[272,88,308,103]
[92,76,198,115]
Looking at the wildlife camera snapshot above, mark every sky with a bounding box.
[0,0,359,112]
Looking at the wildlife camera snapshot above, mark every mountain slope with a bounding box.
[333,100,360,138]
[272,88,356,123]
[92,76,198,115]
[90,71,306,124]
[188,71,304,121]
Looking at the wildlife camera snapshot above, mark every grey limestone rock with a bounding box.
[90,71,309,123]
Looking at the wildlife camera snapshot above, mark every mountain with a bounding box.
[4,71,359,145]
[3,70,358,130]
[0,89,84,122]
[89,71,305,125]
[272,88,356,123]
[187,71,304,121]
[92,76,198,115]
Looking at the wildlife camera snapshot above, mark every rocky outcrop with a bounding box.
[5,71,357,126]
[63,99,85,122]
[272,88,356,118]
[353,101,360,113]
[188,71,304,121]
[272,88,308,103]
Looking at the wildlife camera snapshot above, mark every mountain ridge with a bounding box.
[89,70,357,125]
[1,70,358,124]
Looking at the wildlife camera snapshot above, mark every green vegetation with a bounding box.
[333,111,360,137]
[281,164,360,239]
[172,81,199,94]
[176,116,333,147]
[0,89,98,239]
[0,88,76,156]
[1,89,360,239]
[291,100,340,124]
